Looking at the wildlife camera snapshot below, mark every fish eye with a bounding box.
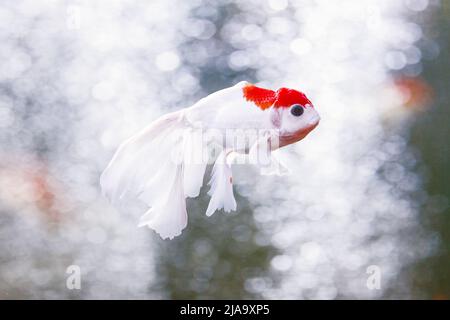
[290,104,304,117]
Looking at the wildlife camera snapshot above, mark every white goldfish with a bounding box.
[100,81,320,239]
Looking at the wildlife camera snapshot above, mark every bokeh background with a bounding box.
[0,0,449,299]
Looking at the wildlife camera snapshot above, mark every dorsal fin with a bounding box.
[243,84,276,110]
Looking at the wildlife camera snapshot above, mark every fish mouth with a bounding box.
[308,114,321,126]
[279,121,320,148]
[278,119,320,148]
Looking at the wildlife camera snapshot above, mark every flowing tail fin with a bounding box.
[100,111,206,239]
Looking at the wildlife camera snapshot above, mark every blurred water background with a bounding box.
[0,0,448,299]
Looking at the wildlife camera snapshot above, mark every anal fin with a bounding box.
[205,150,237,217]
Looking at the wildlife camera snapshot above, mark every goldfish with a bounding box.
[100,81,320,239]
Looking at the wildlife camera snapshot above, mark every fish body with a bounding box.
[100,81,320,239]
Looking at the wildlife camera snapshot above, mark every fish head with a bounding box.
[242,84,320,148]
[269,90,320,148]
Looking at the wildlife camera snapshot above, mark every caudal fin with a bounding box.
[100,111,206,239]
[137,163,187,239]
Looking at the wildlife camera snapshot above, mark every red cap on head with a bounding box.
[274,88,312,108]
[243,84,312,110]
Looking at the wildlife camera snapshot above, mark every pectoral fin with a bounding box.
[249,135,290,176]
